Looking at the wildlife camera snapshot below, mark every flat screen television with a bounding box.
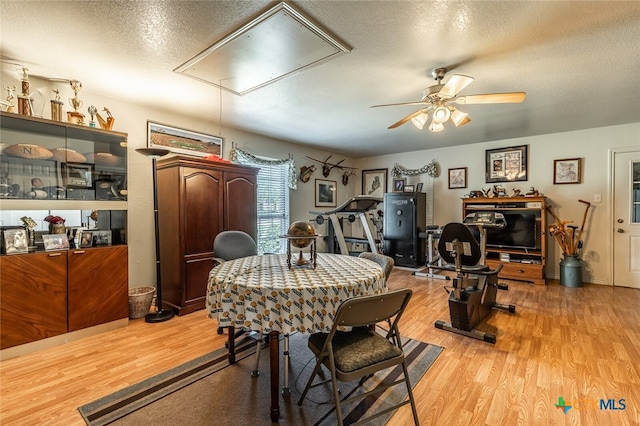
[485,211,539,250]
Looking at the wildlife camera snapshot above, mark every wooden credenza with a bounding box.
[156,156,258,315]
[0,246,129,350]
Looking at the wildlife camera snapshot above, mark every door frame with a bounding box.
[608,145,640,286]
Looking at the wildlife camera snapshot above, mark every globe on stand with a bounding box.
[284,221,318,269]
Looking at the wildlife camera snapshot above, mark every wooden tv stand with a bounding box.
[462,197,546,285]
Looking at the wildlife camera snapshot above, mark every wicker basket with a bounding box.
[128,286,155,319]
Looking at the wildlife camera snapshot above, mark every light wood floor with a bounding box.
[1,269,639,425]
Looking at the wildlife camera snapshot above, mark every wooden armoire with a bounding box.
[156,156,258,315]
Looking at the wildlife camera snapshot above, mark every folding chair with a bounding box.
[297,288,419,425]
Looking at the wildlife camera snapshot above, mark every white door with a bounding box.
[612,148,640,288]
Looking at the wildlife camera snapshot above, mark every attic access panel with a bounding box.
[174,2,350,96]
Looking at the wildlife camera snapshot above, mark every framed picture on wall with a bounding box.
[148,121,223,158]
[448,167,467,189]
[554,158,581,184]
[485,145,528,183]
[315,179,337,207]
[362,169,387,197]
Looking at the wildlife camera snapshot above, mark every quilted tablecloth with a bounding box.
[207,253,386,334]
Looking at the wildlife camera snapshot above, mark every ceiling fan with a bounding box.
[371,68,526,132]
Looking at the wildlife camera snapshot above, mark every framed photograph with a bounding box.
[403,184,415,193]
[42,234,70,251]
[448,167,467,189]
[79,231,93,248]
[315,179,337,207]
[392,178,406,192]
[362,168,387,198]
[485,145,528,183]
[416,182,424,192]
[2,228,29,254]
[62,163,93,188]
[554,158,581,184]
[148,121,223,157]
[92,230,112,246]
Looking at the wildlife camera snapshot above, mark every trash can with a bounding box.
[560,255,582,287]
[128,287,156,319]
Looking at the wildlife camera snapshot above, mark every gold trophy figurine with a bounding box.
[17,67,32,116]
[67,80,85,125]
[51,89,63,121]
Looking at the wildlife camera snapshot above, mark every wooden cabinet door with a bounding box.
[0,252,67,349]
[67,246,128,332]
[225,171,257,239]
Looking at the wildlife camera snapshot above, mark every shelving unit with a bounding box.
[0,112,129,355]
[462,196,547,285]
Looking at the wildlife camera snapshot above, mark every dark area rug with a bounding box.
[79,332,443,425]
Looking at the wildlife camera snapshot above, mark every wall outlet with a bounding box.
[593,193,602,203]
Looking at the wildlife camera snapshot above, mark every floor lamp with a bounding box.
[136,147,174,323]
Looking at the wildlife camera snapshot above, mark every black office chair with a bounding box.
[432,223,515,343]
[297,288,419,426]
[212,230,257,267]
[213,230,264,374]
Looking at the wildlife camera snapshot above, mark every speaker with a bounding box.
[383,192,426,267]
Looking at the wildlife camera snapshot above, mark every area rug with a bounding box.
[79,332,443,425]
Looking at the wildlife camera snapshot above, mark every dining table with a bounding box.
[206,252,386,422]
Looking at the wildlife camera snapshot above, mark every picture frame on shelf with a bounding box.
[62,163,93,188]
[2,228,29,254]
[416,182,424,192]
[362,168,387,198]
[315,179,337,207]
[448,167,467,189]
[92,230,112,246]
[554,158,581,184]
[403,184,415,193]
[393,178,406,192]
[79,231,93,248]
[485,145,528,183]
[42,234,70,251]
[148,121,223,158]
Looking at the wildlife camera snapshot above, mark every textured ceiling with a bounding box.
[1,1,639,157]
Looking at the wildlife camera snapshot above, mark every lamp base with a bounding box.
[145,309,174,323]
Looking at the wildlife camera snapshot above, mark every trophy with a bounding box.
[67,80,85,125]
[17,67,32,116]
[1,85,16,112]
[87,105,97,127]
[51,89,63,121]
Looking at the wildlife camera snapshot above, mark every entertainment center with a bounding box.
[462,196,547,285]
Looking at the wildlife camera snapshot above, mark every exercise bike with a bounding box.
[431,214,515,344]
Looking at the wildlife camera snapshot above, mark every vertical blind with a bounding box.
[254,162,290,254]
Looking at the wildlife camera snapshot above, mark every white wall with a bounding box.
[355,123,640,285]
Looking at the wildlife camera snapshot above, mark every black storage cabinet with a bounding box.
[383,192,426,267]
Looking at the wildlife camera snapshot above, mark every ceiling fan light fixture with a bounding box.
[411,111,429,130]
[450,107,469,127]
[428,119,445,133]
[432,106,451,123]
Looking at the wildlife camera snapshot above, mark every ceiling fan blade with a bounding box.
[439,74,474,98]
[371,100,428,108]
[388,109,428,129]
[455,92,526,105]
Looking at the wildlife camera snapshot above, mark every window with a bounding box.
[255,162,290,254]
